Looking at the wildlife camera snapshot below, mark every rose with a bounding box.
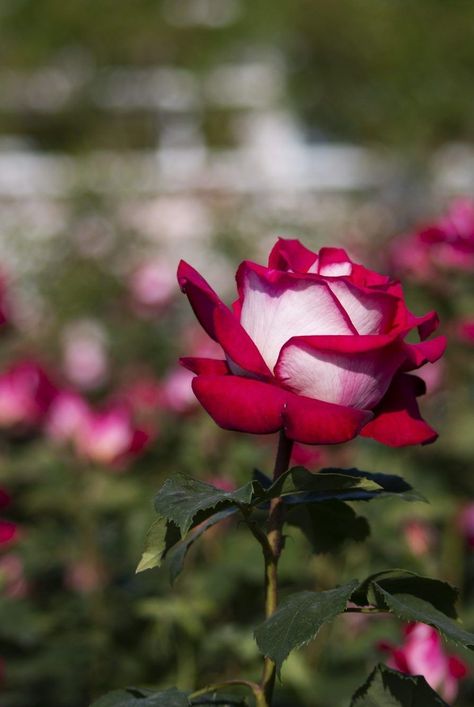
[178,239,446,446]
[380,623,468,703]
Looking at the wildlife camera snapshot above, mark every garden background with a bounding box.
[1,1,474,705]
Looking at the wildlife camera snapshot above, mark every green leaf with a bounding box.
[287,500,370,554]
[351,569,474,650]
[90,688,189,707]
[154,475,256,535]
[254,580,358,672]
[374,586,474,650]
[352,571,459,618]
[350,664,448,706]
[136,518,168,574]
[166,509,235,583]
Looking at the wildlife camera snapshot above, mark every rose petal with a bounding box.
[213,305,272,378]
[361,374,438,447]
[314,247,353,276]
[179,357,230,375]
[276,336,405,409]
[403,336,447,371]
[267,238,317,273]
[327,279,399,335]
[283,392,372,444]
[177,260,224,341]
[192,375,287,434]
[237,262,354,371]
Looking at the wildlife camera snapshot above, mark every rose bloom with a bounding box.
[74,404,149,467]
[380,623,468,703]
[178,239,446,446]
[390,199,474,279]
[45,390,90,444]
[0,360,57,430]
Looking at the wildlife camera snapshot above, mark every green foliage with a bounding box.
[286,500,370,554]
[254,581,359,672]
[350,664,448,707]
[352,570,474,650]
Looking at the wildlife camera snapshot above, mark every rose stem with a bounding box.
[260,430,294,705]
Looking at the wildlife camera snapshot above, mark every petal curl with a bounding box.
[360,374,438,447]
[403,336,447,371]
[177,260,224,341]
[314,247,353,276]
[179,357,230,375]
[267,238,317,273]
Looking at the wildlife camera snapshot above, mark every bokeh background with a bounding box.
[1,2,474,705]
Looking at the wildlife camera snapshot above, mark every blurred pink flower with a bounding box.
[119,376,162,425]
[380,623,468,703]
[74,404,149,467]
[0,488,18,550]
[0,360,57,430]
[45,390,90,444]
[456,318,474,346]
[291,443,326,468]
[458,504,474,548]
[160,328,223,415]
[159,365,197,415]
[129,259,176,314]
[415,359,445,396]
[0,555,27,598]
[403,518,436,557]
[62,320,108,391]
[390,199,474,280]
[64,558,106,594]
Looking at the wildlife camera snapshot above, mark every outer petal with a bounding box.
[276,335,405,409]
[192,375,287,434]
[402,336,447,371]
[213,305,272,378]
[267,238,318,273]
[407,310,440,340]
[237,262,355,371]
[360,374,438,447]
[179,357,230,375]
[177,260,224,341]
[283,392,372,444]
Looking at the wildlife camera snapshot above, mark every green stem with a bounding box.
[260,431,293,706]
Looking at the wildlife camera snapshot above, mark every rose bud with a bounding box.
[178,239,446,446]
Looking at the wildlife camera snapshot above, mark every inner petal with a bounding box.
[276,342,401,409]
[239,268,353,372]
[327,280,396,335]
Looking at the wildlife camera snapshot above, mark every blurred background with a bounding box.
[1,1,474,705]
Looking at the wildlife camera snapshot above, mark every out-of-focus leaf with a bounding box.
[90,688,189,706]
[287,500,370,554]
[350,664,448,706]
[254,580,358,672]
